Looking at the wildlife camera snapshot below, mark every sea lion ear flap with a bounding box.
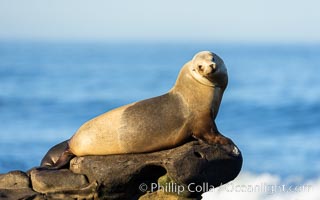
[191,51,201,62]
[191,55,198,72]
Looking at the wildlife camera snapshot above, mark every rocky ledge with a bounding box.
[0,141,242,200]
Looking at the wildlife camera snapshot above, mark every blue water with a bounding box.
[0,41,319,181]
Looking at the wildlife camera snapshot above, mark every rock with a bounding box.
[0,188,40,200]
[139,190,196,200]
[30,168,90,193]
[70,141,242,199]
[0,141,242,200]
[0,170,30,189]
[43,181,98,200]
[0,170,39,199]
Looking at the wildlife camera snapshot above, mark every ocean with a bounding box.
[0,41,319,199]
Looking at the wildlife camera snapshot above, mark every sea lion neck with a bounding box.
[170,63,216,107]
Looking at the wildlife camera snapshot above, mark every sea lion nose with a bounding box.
[209,63,216,73]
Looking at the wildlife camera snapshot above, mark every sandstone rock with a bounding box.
[0,171,39,199]
[70,141,242,199]
[43,181,98,200]
[0,170,30,189]
[30,168,90,193]
[0,188,40,200]
[0,141,242,200]
[139,190,196,200]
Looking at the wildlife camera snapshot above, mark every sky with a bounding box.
[0,0,319,43]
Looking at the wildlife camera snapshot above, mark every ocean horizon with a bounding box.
[0,40,319,199]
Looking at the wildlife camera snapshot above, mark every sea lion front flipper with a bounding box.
[192,121,238,156]
[203,132,239,156]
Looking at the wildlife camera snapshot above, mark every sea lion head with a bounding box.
[190,51,228,89]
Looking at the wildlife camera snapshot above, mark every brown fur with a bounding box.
[42,51,236,169]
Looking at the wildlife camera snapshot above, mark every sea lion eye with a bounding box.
[198,65,203,70]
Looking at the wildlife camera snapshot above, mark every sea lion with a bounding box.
[43,51,238,169]
[40,140,68,167]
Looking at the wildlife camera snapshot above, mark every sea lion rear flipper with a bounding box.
[38,144,75,170]
[49,148,75,169]
[40,140,69,167]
